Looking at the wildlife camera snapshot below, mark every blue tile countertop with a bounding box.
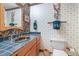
[0,33,41,56]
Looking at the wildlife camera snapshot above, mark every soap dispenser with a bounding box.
[33,20,37,30]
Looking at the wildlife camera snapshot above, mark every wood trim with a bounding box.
[5,7,20,11]
[16,3,24,7]
[5,3,43,11]
[29,3,43,6]
[16,3,43,7]
[21,4,30,32]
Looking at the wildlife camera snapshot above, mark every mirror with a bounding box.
[4,4,22,28]
[4,3,30,32]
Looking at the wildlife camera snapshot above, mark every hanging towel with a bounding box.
[53,20,61,30]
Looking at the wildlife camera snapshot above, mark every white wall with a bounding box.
[30,3,79,54]
[30,3,64,51]
[4,9,22,27]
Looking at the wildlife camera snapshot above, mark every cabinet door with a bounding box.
[25,37,41,56]
[12,39,36,56]
[25,44,37,56]
[0,4,5,30]
[36,37,41,55]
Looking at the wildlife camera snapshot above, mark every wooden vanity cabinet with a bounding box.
[25,37,41,56]
[12,37,41,56]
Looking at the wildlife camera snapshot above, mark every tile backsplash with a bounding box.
[60,3,79,55]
